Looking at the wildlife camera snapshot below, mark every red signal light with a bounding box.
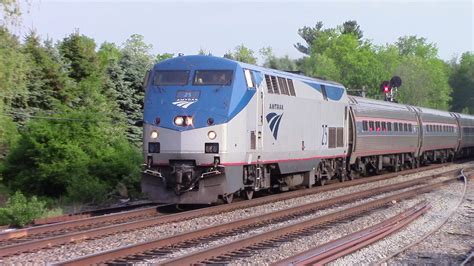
[384,86,390,93]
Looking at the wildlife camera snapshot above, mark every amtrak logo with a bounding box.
[266,112,284,140]
[172,100,197,109]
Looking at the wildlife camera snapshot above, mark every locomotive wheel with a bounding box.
[223,193,234,204]
[318,178,327,186]
[349,170,357,180]
[244,190,254,200]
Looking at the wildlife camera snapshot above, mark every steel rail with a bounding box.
[157,176,458,266]
[0,164,453,255]
[274,202,430,266]
[59,171,461,266]
[33,202,156,225]
[378,170,471,264]
[0,206,160,242]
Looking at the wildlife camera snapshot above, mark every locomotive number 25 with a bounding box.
[321,125,328,147]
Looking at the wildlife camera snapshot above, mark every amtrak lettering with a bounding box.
[269,103,284,110]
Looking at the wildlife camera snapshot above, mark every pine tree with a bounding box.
[119,34,153,144]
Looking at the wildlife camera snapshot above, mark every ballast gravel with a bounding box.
[1,162,472,265]
[228,181,465,265]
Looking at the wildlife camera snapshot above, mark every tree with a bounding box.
[97,42,121,70]
[394,56,451,109]
[450,52,474,114]
[341,20,363,40]
[294,21,324,55]
[302,24,385,96]
[2,111,142,203]
[395,36,438,59]
[155,53,173,63]
[119,34,154,144]
[59,31,100,82]
[21,31,70,114]
[260,47,299,71]
[224,44,257,64]
[0,27,27,158]
[0,0,21,27]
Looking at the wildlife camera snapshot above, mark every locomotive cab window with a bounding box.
[153,70,190,86]
[193,70,233,86]
[244,69,255,88]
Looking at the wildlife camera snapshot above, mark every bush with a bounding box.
[0,191,46,227]
[1,111,142,204]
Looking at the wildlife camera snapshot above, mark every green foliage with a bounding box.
[395,56,451,110]
[59,31,100,82]
[450,52,474,114]
[224,44,257,64]
[0,27,27,155]
[395,36,438,59]
[298,21,453,108]
[0,191,46,227]
[294,21,325,55]
[119,34,154,144]
[260,47,298,71]
[0,0,21,27]
[2,111,142,203]
[341,20,363,40]
[21,31,70,113]
[301,25,385,96]
[155,53,174,63]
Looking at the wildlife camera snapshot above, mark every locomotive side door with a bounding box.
[257,75,264,155]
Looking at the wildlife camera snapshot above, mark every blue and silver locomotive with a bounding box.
[141,55,474,204]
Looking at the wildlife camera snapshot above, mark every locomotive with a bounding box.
[141,55,474,204]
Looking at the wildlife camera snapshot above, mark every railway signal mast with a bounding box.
[380,76,402,103]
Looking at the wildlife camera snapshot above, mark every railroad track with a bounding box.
[33,201,157,226]
[274,201,431,266]
[0,164,448,258]
[56,167,466,265]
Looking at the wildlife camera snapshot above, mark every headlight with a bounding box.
[208,131,217,140]
[185,116,193,126]
[174,116,184,126]
[150,130,159,139]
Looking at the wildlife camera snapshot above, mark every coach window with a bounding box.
[404,123,408,132]
[362,121,368,131]
[369,121,374,132]
[375,121,381,132]
[244,69,254,88]
[394,122,398,131]
[408,124,412,132]
[381,122,387,131]
[388,122,392,131]
[399,123,403,132]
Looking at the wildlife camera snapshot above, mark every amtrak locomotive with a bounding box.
[141,55,474,204]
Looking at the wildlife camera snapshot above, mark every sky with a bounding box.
[17,0,474,61]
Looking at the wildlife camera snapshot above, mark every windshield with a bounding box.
[153,70,189,86]
[193,70,233,86]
